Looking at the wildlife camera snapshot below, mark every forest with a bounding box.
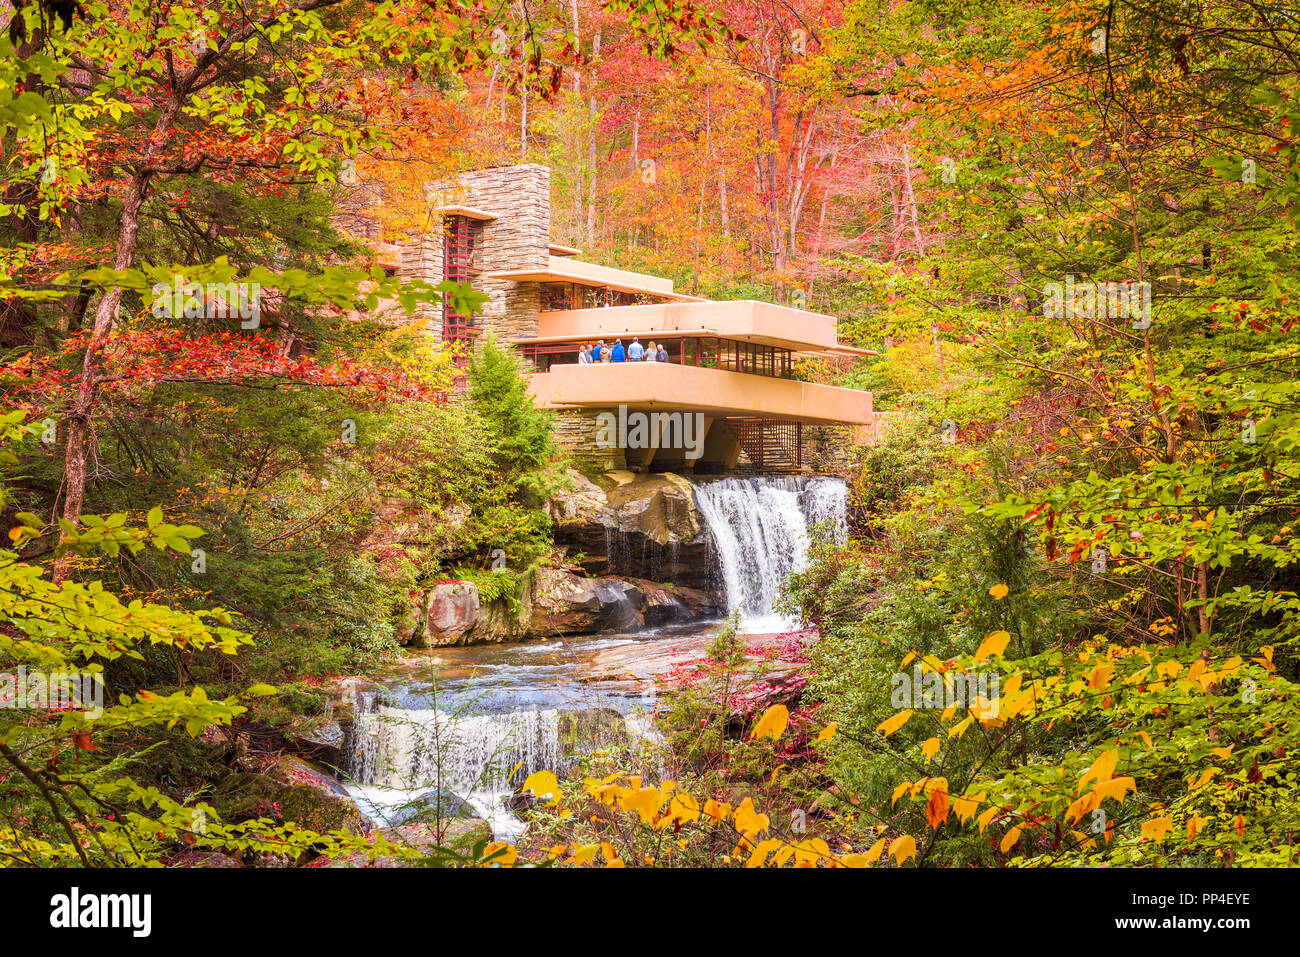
[0,0,1296,901]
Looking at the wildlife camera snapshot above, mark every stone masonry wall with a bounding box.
[554,409,626,473]
[802,424,855,475]
[410,164,552,346]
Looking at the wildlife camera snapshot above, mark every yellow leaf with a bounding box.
[733,797,770,838]
[1140,816,1174,842]
[1211,746,1233,760]
[1185,814,1207,841]
[922,737,940,760]
[1065,792,1097,825]
[1000,825,1022,853]
[952,792,985,825]
[664,792,700,825]
[989,583,1009,600]
[891,781,911,806]
[863,836,887,864]
[751,704,790,741]
[1093,776,1135,804]
[484,841,517,866]
[745,837,782,868]
[974,631,1011,662]
[793,838,830,867]
[976,806,998,833]
[1078,749,1119,789]
[521,770,559,803]
[1188,767,1217,790]
[889,835,916,865]
[948,716,973,739]
[620,786,664,823]
[877,709,913,736]
[702,799,731,823]
[570,844,599,865]
[839,852,869,868]
[816,722,837,742]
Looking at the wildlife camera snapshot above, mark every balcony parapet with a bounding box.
[528,360,874,427]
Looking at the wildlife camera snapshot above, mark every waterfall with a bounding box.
[691,476,847,632]
[348,703,563,794]
[342,687,648,841]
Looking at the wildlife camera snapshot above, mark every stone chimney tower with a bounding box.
[400,164,552,346]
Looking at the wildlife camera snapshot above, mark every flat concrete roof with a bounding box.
[486,256,704,302]
[527,300,856,353]
[433,205,498,222]
[529,361,874,427]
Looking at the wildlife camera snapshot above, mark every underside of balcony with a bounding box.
[527,361,874,428]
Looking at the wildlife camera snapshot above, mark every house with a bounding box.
[395,164,876,473]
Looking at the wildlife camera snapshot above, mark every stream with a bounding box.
[340,476,847,839]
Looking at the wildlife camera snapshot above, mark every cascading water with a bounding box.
[342,678,654,841]
[343,693,562,841]
[691,476,847,632]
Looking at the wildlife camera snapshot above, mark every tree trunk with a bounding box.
[54,92,181,582]
[586,30,600,245]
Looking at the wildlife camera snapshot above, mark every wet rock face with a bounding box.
[551,470,719,593]
[529,567,643,635]
[528,568,723,636]
[423,581,481,645]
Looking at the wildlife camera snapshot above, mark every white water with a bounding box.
[344,698,565,841]
[343,686,659,841]
[691,476,847,632]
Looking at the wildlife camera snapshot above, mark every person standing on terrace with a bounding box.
[627,337,644,361]
[611,339,626,362]
[592,339,605,362]
[644,341,658,362]
[657,343,670,362]
[578,344,592,364]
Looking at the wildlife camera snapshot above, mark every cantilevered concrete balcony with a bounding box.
[530,300,870,356]
[528,360,874,427]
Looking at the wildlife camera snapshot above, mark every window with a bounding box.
[443,215,483,387]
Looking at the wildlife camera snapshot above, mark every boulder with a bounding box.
[285,718,347,768]
[419,581,481,646]
[605,471,703,546]
[621,577,725,626]
[529,568,644,635]
[550,470,719,592]
[271,756,366,835]
[387,789,478,827]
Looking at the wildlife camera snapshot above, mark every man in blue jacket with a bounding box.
[611,339,626,362]
[591,340,605,362]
